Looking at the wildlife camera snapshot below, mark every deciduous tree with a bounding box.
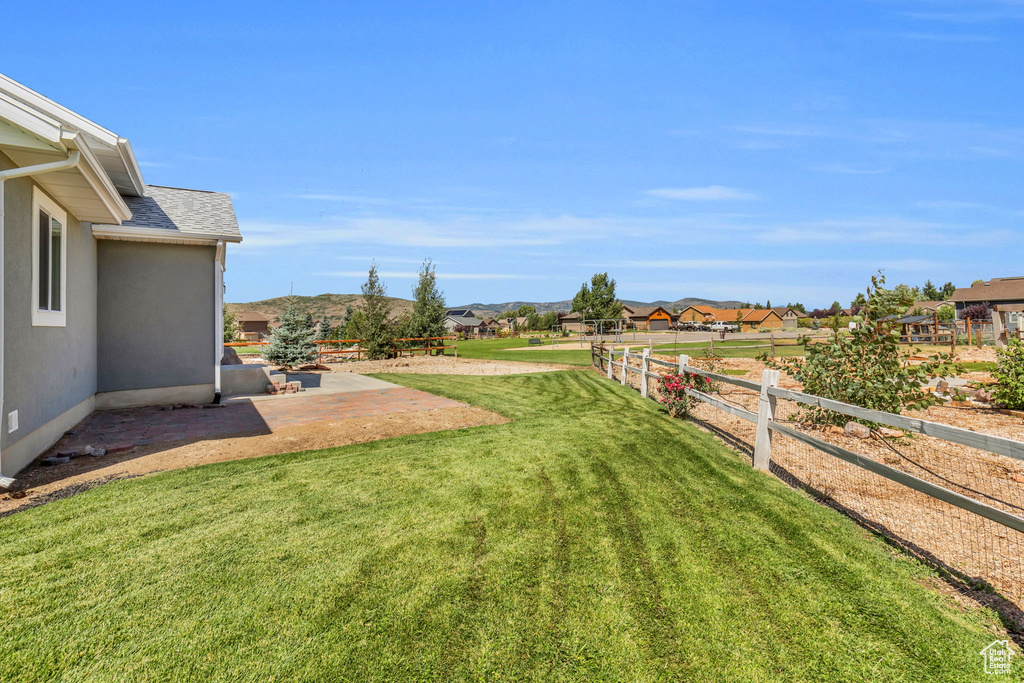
[571,272,622,322]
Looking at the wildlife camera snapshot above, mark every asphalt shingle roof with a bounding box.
[118,185,240,240]
[951,278,1024,303]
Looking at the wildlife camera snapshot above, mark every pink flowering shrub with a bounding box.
[657,372,714,418]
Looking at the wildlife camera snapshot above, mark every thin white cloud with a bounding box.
[645,186,758,201]
[731,124,832,138]
[810,163,891,175]
[590,258,947,272]
[893,32,999,42]
[236,213,649,252]
[290,194,393,205]
[318,271,554,280]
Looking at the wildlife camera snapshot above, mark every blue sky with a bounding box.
[3,1,1023,308]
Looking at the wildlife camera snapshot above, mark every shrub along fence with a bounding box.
[592,342,1024,607]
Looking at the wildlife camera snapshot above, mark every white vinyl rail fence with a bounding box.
[592,342,1024,601]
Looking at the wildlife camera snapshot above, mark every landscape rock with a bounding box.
[877,427,904,439]
[936,380,949,394]
[843,421,871,439]
[221,346,244,365]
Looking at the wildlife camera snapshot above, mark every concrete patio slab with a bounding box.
[223,371,398,403]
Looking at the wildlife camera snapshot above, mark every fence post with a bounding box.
[678,353,689,374]
[709,337,715,357]
[607,346,614,379]
[641,348,650,398]
[770,333,776,358]
[621,347,630,385]
[753,369,780,471]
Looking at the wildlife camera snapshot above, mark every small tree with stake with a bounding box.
[764,273,952,427]
[264,299,318,368]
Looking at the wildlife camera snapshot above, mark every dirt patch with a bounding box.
[0,406,506,517]
[328,356,578,375]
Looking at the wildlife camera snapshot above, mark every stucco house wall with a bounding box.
[96,241,216,406]
[1,152,98,474]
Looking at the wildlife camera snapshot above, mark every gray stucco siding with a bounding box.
[1,151,99,451]
[96,241,215,393]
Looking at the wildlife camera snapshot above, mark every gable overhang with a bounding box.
[0,101,131,224]
[0,74,144,196]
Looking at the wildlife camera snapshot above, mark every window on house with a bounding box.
[32,187,67,327]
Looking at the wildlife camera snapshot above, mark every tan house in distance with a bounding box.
[677,305,716,323]
[236,311,271,340]
[623,305,674,331]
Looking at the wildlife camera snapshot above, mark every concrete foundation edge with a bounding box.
[1,395,96,477]
[95,384,215,410]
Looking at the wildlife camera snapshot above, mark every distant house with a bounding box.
[740,309,785,332]
[951,277,1024,344]
[558,311,585,332]
[909,300,953,314]
[444,309,482,333]
[495,316,528,330]
[236,311,271,340]
[770,307,803,329]
[677,305,716,323]
[623,305,674,331]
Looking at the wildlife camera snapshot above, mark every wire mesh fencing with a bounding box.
[595,344,1024,607]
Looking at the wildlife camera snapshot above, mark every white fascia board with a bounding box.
[0,118,63,154]
[0,92,64,146]
[92,224,242,244]
[0,73,120,147]
[116,137,145,196]
[60,131,131,223]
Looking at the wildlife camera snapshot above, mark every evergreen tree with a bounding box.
[360,264,394,360]
[264,299,317,367]
[409,259,448,341]
[316,317,335,340]
[941,281,957,299]
[922,280,940,301]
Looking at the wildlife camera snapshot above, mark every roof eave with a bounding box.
[92,223,243,245]
[61,131,131,223]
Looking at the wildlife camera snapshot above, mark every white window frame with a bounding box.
[31,186,68,327]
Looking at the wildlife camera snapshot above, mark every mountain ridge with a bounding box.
[227,294,749,321]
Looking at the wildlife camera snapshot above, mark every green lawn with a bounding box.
[446,337,594,365]
[0,371,1015,681]
[649,339,807,359]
